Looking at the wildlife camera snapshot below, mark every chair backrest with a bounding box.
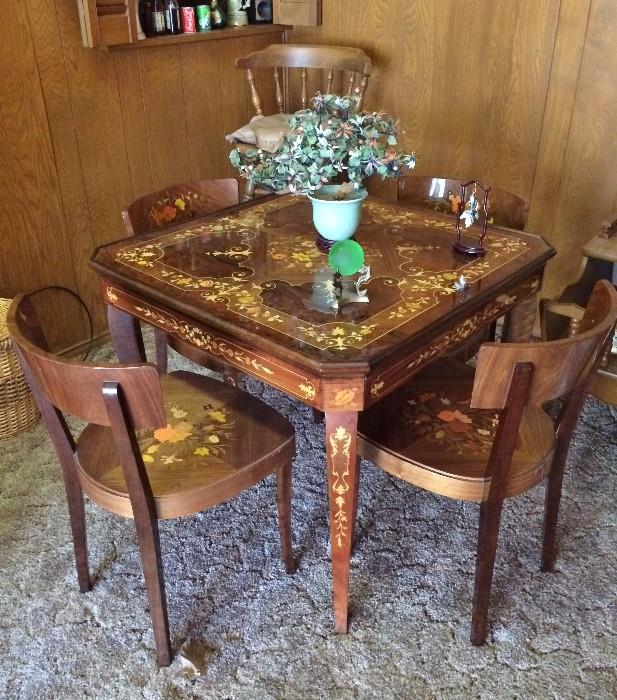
[397,176,529,231]
[471,280,617,411]
[8,294,165,431]
[236,43,372,115]
[123,178,240,236]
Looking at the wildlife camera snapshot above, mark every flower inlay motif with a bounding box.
[111,197,530,352]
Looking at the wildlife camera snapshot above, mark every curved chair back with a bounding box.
[397,176,529,231]
[8,294,165,430]
[236,43,372,114]
[472,280,617,410]
[123,178,239,236]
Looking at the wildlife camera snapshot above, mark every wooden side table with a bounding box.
[541,232,617,405]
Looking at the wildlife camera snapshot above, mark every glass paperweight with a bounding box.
[328,239,365,277]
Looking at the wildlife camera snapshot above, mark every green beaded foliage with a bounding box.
[229,93,416,195]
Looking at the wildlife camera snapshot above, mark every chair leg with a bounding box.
[471,498,505,645]
[276,463,296,574]
[312,408,324,424]
[541,451,568,573]
[153,328,168,374]
[61,472,91,593]
[242,179,256,202]
[133,514,172,666]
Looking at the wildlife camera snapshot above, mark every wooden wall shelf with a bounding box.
[110,24,290,51]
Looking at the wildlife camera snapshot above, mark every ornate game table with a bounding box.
[91,194,555,633]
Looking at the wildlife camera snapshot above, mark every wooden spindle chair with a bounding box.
[357,279,617,645]
[122,179,241,380]
[230,44,372,201]
[8,293,295,666]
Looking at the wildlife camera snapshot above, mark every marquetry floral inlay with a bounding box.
[368,276,541,399]
[404,390,499,456]
[329,426,352,548]
[299,382,317,400]
[134,304,274,376]
[138,401,233,468]
[111,196,532,352]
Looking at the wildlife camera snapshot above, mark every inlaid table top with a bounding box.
[92,195,554,374]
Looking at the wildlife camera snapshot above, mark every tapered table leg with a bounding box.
[107,305,146,363]
[324,410,359,633]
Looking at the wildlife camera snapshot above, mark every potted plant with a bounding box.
[229,93,416,247]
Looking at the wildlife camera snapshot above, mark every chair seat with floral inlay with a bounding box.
[359,360,555,502]
[357,281,617,646]
[76,371,295,519]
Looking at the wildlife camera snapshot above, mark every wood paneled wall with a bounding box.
[1,0,617,349]
[0,0,281,349]
[292,0,617,298]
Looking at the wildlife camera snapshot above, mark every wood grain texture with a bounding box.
[0,0,284,350]
[4,0,617,350]
[8,292,295,666]
[544,0,617,296]
[179,42,229,182]
[114,50,153,199]
[527,0,592,295]
[0,0,80,348]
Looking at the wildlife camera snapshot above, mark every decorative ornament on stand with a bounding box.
[453,180,491,257]
[322,239,371,311]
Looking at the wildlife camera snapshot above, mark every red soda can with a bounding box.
[180,7,196,32]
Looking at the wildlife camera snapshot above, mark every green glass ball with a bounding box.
[328,240,365,276]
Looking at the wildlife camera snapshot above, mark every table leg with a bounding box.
[503,293,538,342]
[107,305,146,363]
[325,410,359,634]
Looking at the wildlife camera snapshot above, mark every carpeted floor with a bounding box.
[1,337,616,699]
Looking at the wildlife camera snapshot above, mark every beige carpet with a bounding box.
[0,339,616,699]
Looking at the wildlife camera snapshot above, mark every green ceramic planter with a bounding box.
[307,186,368,242]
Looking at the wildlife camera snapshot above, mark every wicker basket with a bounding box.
[0,298,39,439]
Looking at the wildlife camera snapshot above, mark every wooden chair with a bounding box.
[397,176,529,231]
[122,179,240,378]
[122,179,240,236]
[229,44,372,201]
[357,280,617,645]
[540,227,617,406]
[8,293,295,667]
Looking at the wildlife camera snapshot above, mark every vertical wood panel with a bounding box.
[543,0,617,295]
[0,0,80,347]
[180,43,228,181]
[527,0,592,295]
[139,47,191,189]
[115,51,154,199]
[25,0,95,343]
[54,0,133,249]
[217,38,252,178]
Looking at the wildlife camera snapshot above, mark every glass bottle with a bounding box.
[165,0,182,34]
[150,0,167,35]
[210,0,227,29]
[139,0,154,37]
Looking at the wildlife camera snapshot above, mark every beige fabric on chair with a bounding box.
[226,113,294,153]
[231,43,372,200]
